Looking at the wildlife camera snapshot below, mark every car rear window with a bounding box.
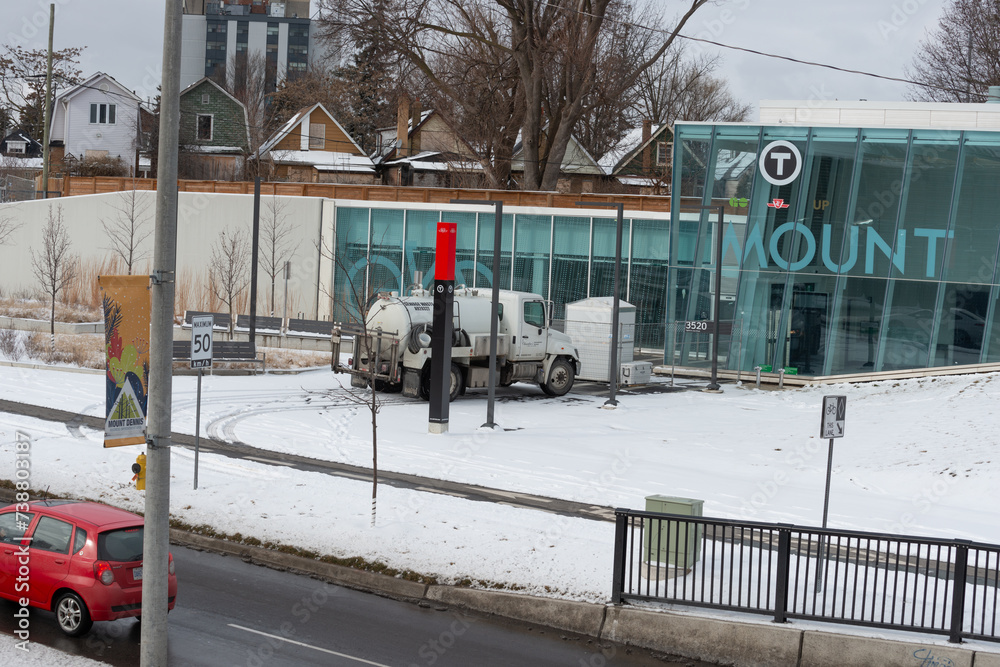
[97,526,144,562]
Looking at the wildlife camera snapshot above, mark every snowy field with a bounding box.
[0,361,997,607]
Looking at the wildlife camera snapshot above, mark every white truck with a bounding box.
[334,288,581,401]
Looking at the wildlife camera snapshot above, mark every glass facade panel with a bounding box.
[551,216,590,319]
[333,207,371,322]
[943,137,1000,284]
[368,209,404,297]
[513,214,552,298]
[476,212,514,290]
[629,217,668,347]
[591,217,630,301]
[898,134,960,281]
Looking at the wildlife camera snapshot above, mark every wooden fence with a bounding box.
[61,176,674,212]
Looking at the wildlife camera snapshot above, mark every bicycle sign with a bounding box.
[820,395,846,439]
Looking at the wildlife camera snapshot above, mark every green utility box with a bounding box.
[643,495,704,570]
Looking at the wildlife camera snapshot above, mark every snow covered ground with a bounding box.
[0,361,998,609]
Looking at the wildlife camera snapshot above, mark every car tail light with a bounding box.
[168,553,174,575]
[94,561,114,586]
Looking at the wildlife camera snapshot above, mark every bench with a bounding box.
[235,314,284,331]
[183,310,232,331]
[287,318,335,336]
[172,340,266,373]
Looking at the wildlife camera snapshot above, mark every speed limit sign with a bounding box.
[190,315,213,369]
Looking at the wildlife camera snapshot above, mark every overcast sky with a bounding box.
[2,0,944,114]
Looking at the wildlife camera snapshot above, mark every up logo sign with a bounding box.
[759,140,802,186]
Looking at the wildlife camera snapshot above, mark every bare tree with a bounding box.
[0,45,84,140]
[318,229,391,527]
[632,43,751,125]
[319,0,709,191]
[259,195,298,316]
[906,0,1000,102]
[208,226,251,339]
[101,179,153,274]
[0,207,18,244]
[30,205,77,350]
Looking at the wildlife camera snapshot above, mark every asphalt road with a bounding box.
[1,545,714,666]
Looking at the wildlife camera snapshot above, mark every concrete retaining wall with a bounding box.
[0,315,102,334]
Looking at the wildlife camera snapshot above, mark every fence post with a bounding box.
[949,540,971,643]
[774,524,793,623]
[612,510,628,605]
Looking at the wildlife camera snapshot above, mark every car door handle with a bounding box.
[54,559,65,565]
[3,549,12,555]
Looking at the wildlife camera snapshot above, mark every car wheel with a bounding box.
[55,591,93,637]
[543,359,574,397]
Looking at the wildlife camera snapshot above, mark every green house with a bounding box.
[178,77,251,179]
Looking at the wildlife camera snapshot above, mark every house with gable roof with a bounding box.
[598,120,673,194]
[178,77,251,180]
[258,103,376,183]
[373,99,483,188]
[48,72,143,174]
[510,130,606,194]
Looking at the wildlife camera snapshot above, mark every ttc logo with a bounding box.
[759,140,802,186]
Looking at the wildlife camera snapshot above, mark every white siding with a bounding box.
[63,85,139,163]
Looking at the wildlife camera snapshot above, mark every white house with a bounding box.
[49,72,142,169]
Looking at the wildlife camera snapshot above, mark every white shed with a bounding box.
[565,297,636,382]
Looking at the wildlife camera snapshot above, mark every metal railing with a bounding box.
[612,510,1000,643]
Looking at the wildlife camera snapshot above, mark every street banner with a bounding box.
[99,275,151,448]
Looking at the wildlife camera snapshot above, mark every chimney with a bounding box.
[641,119,652,173]
[411,98,422,154]
[396,94,410,157]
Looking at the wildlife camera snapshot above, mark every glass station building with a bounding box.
[670,103,1000,377]
[332,101,1000,378]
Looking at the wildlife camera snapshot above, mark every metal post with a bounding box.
[142,1,181,663]
[778,366,785,390]
[576,201,624,406]
[249,177,260,345]
[755,365,762,390]
[282,261,289,335]
[815,438,834,593]
[707,206,724,391]
[41,4,54,199]
[736,317,744,383]
[193,370,202,489]
[451,199,502,428]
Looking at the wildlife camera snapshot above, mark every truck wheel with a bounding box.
[543,359,574,397]
[449,364,464,402]
[419,364,464,401]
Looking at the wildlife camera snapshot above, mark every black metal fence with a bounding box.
[612,509,1000,643]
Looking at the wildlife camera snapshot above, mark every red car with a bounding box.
[0,499,177,636]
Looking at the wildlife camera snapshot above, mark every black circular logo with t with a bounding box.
[758,140,802,186]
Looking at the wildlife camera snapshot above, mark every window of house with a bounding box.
[657,141,672,166]
[197,114,213,142]
[6,141,26,154]
[90,103,117,124]
[309,123,325,149]
[201,93,211,104]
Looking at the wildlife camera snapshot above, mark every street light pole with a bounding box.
[41,4,54,199]
[577,201,624,407]
[450,198,502,428]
